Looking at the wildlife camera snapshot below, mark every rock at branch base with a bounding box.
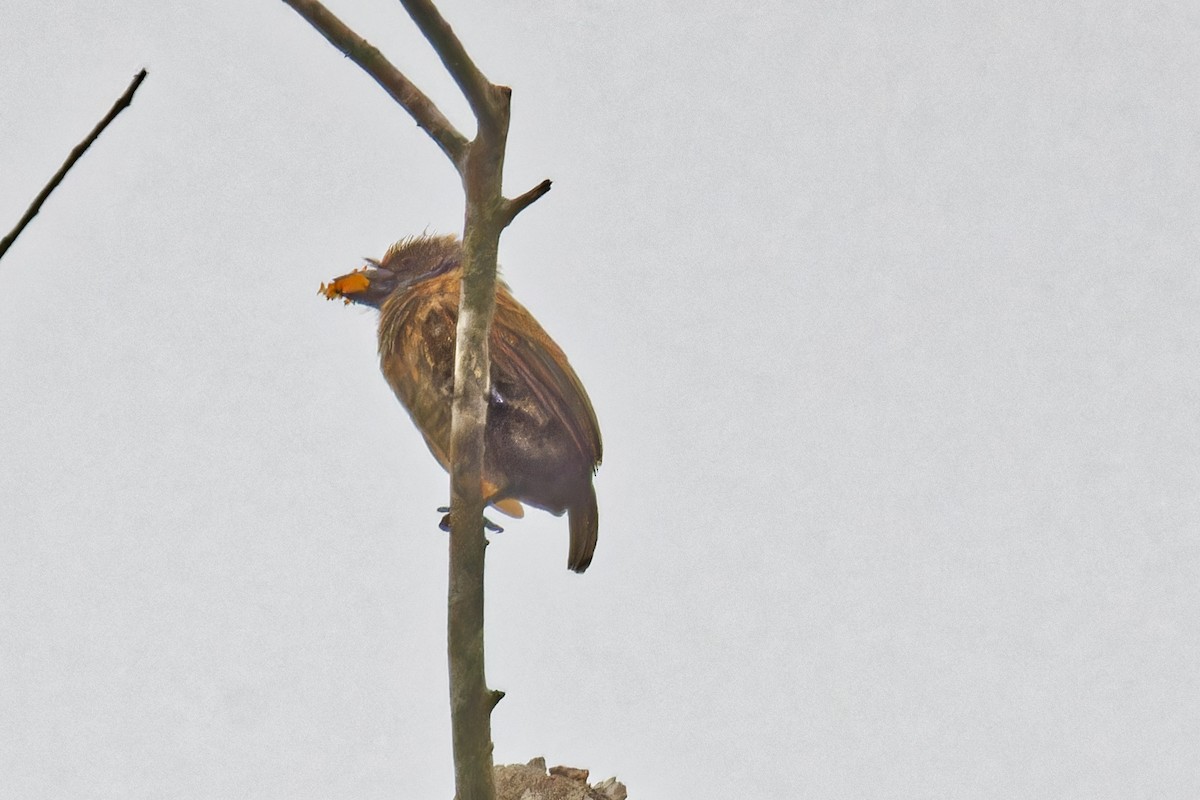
[491,757,627,800]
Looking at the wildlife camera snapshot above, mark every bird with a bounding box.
[321,234,602,572]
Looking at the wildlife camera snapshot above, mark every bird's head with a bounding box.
[320,233,462,309]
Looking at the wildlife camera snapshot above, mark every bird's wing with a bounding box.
[490,286,603,470]
[386,275,602,476]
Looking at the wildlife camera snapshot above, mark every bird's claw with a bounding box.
[436,507,504,534]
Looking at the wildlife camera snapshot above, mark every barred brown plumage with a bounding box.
[323,234,602,573]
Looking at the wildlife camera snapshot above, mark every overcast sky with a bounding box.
[2,2,1198,798]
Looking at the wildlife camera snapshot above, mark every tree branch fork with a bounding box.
[279,3,552,800]
[280,0,548,216]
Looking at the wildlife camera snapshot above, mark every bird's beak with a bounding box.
[320,259,394,308]
[319,267,372,305]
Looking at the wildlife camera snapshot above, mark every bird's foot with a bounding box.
[436,506,505,534]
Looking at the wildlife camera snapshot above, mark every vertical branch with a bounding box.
[445,100,509,800]
[397,11,514,800]
[392,6,551,800]
[282,4,551,799]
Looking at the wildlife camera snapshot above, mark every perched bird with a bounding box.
[321,234,603,572]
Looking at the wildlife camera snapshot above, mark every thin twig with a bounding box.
[0,69,148,263]
[280,0,469,166]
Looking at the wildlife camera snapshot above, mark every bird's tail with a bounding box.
[567,484,598,573]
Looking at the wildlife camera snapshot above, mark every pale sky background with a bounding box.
[2,2,1199,798]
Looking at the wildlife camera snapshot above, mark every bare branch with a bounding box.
[500,179,552,229]
[446,208,503,800]
[279,0,469,166]
[0,69,147,263]
[397,0,507,131]
[287,5,553,799]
